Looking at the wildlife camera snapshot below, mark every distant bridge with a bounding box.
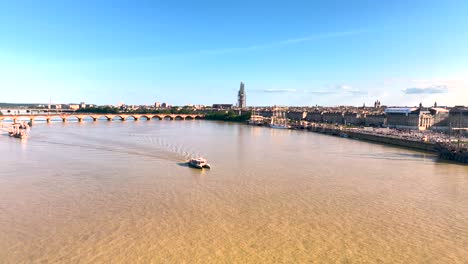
[0,113,205,123]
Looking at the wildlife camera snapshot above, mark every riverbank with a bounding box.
[307,126,437,152]
[249,121,467,164]
[307,125,468,164]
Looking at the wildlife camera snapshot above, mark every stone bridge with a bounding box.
[0,113,204,123]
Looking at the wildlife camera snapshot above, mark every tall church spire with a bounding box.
[238,82,246,108]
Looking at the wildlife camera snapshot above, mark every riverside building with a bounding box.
[385,106,454,131]
[449,106,468,129]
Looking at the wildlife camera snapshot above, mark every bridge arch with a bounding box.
[71,115,100,122]
[0,116,15,122]
[151,115,163,120]
[185,116,194,120]
[49,116,66,122]
[163,115,174,120]
[110,115,125,121]
[29,115,61,122]
[103,115,115,121]
[90,115,107,121]
[64,115,80,122]
[194,115,203,120]
[174,115,184,120]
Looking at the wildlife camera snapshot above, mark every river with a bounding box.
[0,120,467,263]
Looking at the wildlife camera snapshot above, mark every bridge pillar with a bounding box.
[134,117,139,121]
[77,118,83,122]
[47,118,51,123]
[92,118,97,122]
[62,118,66,122]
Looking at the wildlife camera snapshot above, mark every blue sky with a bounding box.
[0,0,467,106]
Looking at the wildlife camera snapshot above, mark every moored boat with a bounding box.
[269,124,290,129]
[269,108,290,129]
[8,124,29,139]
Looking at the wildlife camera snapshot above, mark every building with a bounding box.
[49,104,62,110]
[374,100,381,108]
[305,111,323,122]
[430,108,450,131]
[286,111,306,121]
[212,104,233,110]
[258,110,273,118]
[80,102,86,109]
[385,107,433,130]
[154,102,161,108]
[343,112,363,126]
[322,112,344,124]
[69,104,80,111]
[449,106,468,129]
[238,82,246,109]
[364,113,386,127]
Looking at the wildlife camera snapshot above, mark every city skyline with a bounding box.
[0,1,467,106]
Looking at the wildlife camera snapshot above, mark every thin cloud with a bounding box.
[303,84,367,96]
[342,86,367,95]
[279,30,365,45]
[32,29,367,66]
[201,30,366,55]
[262,89,297,93]
[89,29,368,63]
[306,90,336,95]
[403,85,449,94]
[332,84,367,95]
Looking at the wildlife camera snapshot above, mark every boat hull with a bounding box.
[188,163,203,169]
[269,124,290,129]
[187,162,211,169]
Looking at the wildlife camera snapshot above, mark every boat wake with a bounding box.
[33,130,205,163]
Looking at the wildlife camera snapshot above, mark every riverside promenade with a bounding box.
[307,125,438,152]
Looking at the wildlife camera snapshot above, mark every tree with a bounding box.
[205,111,251,122]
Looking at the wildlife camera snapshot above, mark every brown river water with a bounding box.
[0,119,467,263]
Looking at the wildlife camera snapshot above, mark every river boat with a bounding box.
[269,108,291,129]
[269,124,290,129]
[12,131,28,139]
[8,124,28,139]
[188,157,211,169]
[248,109,265,126]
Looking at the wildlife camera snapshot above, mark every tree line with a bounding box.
[74,106,251,122]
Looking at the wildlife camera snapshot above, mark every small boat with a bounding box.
[8,124,28,139]
[13,132,28,139]
[188,157,211,169]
